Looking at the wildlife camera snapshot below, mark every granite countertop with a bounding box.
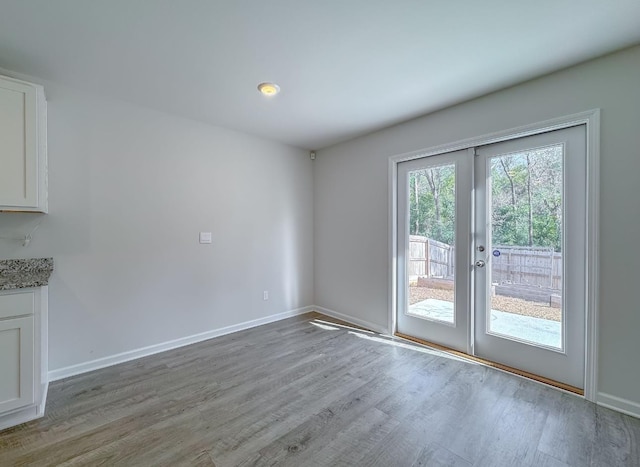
[0,258,54,291]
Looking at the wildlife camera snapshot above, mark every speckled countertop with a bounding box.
[0,258,54,290]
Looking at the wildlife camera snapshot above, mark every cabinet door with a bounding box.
[0,316,35,413]
[0,77,38,208]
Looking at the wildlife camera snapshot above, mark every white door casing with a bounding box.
[389,110,599,399]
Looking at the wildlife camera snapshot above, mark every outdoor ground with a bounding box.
[409,286,561,321]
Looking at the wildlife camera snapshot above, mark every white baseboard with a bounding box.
[597,392,640,419]
[48,306,314,382]
[313,306,389,335]
[0,406,42,432]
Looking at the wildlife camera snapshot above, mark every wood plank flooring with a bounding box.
[1,312,638,466]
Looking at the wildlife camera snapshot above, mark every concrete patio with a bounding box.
[407,298,561,348]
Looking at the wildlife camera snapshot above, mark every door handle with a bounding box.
[475,260,485,268]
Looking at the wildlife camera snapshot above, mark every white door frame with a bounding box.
[388,109,600,401]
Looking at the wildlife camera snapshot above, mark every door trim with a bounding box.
[388,109,600,401]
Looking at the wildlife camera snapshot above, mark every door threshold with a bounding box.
[395,332,583,396]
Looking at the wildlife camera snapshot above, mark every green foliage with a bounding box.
[409,164,455,244]
[408,146,563,251]
[490,147,563,251]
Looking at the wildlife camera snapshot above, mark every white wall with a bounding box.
[314,46,640,410]
[0,73,314,372]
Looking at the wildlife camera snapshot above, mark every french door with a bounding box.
[396,125,586,389]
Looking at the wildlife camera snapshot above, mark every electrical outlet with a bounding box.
[263,291,269,300]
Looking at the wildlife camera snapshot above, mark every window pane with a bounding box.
[407,164,456,325]
[488,145,563,349]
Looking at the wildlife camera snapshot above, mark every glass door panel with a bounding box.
[397,149,471,353]
[474,125,586,389]
[487,145,564,350]
[406,163,456,325]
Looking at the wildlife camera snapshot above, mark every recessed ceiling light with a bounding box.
[257,82,280,96]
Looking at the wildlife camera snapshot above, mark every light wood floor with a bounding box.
[1,312,639,466]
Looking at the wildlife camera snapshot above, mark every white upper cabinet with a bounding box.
[0,74,47,213]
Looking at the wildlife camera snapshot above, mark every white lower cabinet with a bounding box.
[0,287,48,431]
[0,316,35,413]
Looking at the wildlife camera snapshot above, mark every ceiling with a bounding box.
[1,1,639,150]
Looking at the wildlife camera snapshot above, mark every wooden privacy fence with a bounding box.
[409,235,455,278]
[490,245,562,290]
[409,237,562,289]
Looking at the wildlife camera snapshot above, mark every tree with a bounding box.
[407,146,563,251]
[490,145,563,251]
[409,165,455,245]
